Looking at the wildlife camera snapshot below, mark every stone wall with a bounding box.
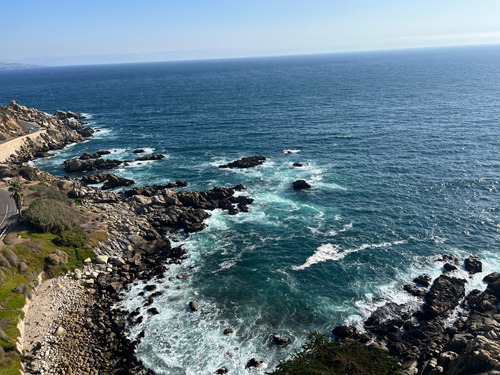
[0,130,48,163]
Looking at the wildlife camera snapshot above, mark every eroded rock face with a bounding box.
[219,155,266,169]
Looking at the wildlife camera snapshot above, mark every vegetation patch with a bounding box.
[270,333,400,375]
[23,198,81,233]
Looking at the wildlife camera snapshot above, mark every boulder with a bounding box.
[162,188,182,206]
[95,255,109,265]
[219,156,266,169]
[443,263,457,272]
[464,256,482,274]
[292,162,308,167]
[246,358,264,368]
[272,335,290,347]
[135,154,165,161]
[292,179,311,190]
[64,158,122,172]
[46,250,68,266]
[132,149,145,154]
[188,301,199,312]
[413,274,432,287]
[55,326,67,336]
[223,328,234,335]
[102,174,135,190]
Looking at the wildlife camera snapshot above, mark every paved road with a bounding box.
[0,188,18,238]
[0,119,42,146]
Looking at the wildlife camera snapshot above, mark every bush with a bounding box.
[54,226,89,248]
[23,199,80,233]
[270,333,400,375]
[30,183,72,204]
[1,249,18,267]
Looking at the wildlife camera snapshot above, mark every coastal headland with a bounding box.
[0,101,499,374]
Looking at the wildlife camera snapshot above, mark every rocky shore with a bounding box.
[2,102,499,374]
[332,256,500,375]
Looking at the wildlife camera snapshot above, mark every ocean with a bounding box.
[1,45,500,374]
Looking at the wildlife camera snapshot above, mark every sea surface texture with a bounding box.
[1,45,500,374]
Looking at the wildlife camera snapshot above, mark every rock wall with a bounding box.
[0,130,48,163]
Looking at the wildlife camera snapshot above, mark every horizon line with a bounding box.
[3,42,500,69]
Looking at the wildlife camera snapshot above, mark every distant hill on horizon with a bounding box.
[0,62,40,70]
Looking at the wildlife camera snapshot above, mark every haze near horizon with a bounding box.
[1,0,500,66]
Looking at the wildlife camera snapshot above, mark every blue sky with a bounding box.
[1,0,500,65]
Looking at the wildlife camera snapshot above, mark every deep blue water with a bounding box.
[1,45,500,374]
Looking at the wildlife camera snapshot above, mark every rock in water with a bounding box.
[292,179,311,190]
[219,155,266,168]
[135,154,165,161]
[189,301,199,312]
[246,358,263,368]
[464,256,482,274]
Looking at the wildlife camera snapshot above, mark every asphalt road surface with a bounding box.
[0,188,18,238]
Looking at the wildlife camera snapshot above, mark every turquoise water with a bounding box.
[1,45,500,373]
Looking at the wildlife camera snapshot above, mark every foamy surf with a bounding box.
[292,240,407,270]
[283,149,300,154]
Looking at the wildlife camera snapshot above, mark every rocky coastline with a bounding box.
[1,102,499,374]
[331,256,500,375]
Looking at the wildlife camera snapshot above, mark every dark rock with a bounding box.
[188,301,199,312]
[232,183,246,191]
[292,162,308,167]
[246,358,263,369]
[64,158,122,172]
[147,308,159,315]
[464,256,482,274]
[76,127,94,138]
[135,154,165,161]
[214,367,228,374]
[332,325,369,343]
[413,274,432,287]
[443,263,457,272]
[175,180,188,187]
[97,150,111,155]
[80,152,102,160]
[272,335,290,347]
[223,328,234,335]
[292,179,311,190]
[420,275,466,319]
[219,156,266,169]
[54,110,85,120]
[483,272,500,283]
[404,283,426,297]
[133,149,145,154]
[102,174,135,190]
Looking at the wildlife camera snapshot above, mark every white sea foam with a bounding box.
[292,240,407,271]
[283,149,300,154]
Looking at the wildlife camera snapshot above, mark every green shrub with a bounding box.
[270,333,400,375]
[54,226,89,248]
[23,199,80,233]
[1,249,18,268]
[30,183,72,204]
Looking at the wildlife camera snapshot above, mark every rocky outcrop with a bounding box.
[219,155,266,169]
[124,180,188,197]
[64,158,123,172]
[135,154,165,161]
[0,101,93,164]
[79,150,110,160]
[292,179,311,190]
[332,259,500,375]
[53,110,85,120]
